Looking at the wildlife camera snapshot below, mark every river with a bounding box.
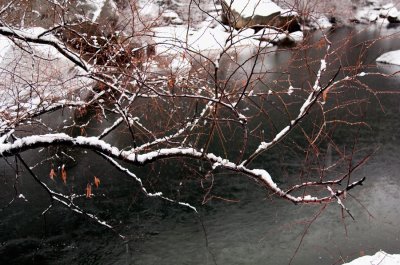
[1,25,400,265]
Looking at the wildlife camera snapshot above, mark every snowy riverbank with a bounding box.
[376,50,400,65]
[343,251,400,265]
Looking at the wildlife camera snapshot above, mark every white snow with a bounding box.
[152,26,193,55]
[89,0,107,21]
[355,8,372,23]
[231,29,261,47]
[387,7,399,18]
[0,27,93,130]
[313,59,327,91]
[382,3,395,10]
[320,59,327,71]
[162,9,183,24]
[249,168,278,189]
[379,3,397,18]
[189,26,230,54]
[358,72,367,77]
[355,1,400,24]
[222,0,282,18]
[343,251,400,265]
[376,50,400,66]
[18,194,28,201]
[154,25,278,75]
[288,31,304,43]
[310,15,333,29]
[287,86,295,95]
[281,9,298,17]
[138,2,162,20]
[302,195,318,201]
[254,125,290,154]
[169,54,191,80]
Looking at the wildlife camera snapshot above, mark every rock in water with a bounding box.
[221,0,300,32]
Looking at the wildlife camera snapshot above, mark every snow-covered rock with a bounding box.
[220,0,300,31]
[76,0,118,23]
[162,10,184,25]
[376,50,400,65]
[351,1,400,24]
[222,0,282,20]
[288,31,304,43]
[376,3,400,23]
[387,7,400,23]
[309,15,333,29]
[356,7,380,23]
[343,251,400,265]
[252,28,303,45]
[388,14,400,23]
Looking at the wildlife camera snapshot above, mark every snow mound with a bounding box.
[343,251,400,265]
[222,0,282,18]
[376,50,400,66]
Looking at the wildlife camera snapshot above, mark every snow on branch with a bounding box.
[100,153,198,212]
[0,26,90,71]
[0,133,365,204]
[242,38,333,166]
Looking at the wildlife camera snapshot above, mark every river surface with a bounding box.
[1,25,400,265]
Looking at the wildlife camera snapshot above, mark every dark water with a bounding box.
[1,25,400,265]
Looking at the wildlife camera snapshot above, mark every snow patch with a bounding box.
[90,0,107,21]
[310,15,332,29]
[288,31,304,43]
[248,168,278,189]
[358,72,367,77]
[343,251,400,265]
[189,26,230,53]
[222,0,282,19]
[376,50,400,66]
[169,55,191,81]
[18,194,28,201]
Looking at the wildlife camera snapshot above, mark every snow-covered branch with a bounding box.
[0,133,365,204]
[0,26,90,71]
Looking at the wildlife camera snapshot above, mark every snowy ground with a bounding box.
[376,50,400,65]
[343,251,400,265]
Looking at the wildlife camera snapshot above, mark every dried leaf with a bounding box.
[49,168,56,180]
[80,127,86,136]
[61,165,67,184]
[86,183,92,198]
[316,38,326,49]
[94,176,100,188]
[322,87,330,102]
[167,78,175,89]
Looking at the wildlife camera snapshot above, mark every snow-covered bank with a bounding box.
[376,50,400,65]
[343,251,400,265]
[355,1,400,24]
[222,0,282,19]
[0,27,92,129]
[151,24,303,78]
